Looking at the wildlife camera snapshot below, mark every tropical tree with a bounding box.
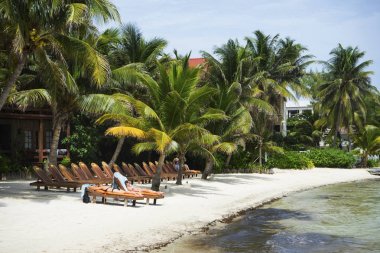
[102,24,167,166]
[352,125,380,167]
[200,41,256,178]
[101,58,221,190]
[317,44,374,147]
[0,0,119,110]
[245,31,313,132]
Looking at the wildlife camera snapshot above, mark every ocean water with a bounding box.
[156,179,380,253]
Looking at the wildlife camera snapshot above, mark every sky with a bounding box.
[104,0,380,105]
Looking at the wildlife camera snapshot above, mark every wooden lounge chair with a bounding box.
[114,174,164,205]
[60,164,109,185]
[101,161,114,178]
[146,162,177,181]
[30,166,81,192]
[87,185,144,207]
[113,163,142,184]
[90,163,112,183]
[127,163,151,183]
[58,164,77,181]
[78,162,96,179]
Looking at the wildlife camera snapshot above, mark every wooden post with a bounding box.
[38,119,44,163]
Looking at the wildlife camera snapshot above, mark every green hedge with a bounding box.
[306,148,356,168]
[267,151,314,169]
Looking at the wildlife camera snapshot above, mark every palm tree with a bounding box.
[317,44,374,147]
[352,125,380,167]
[0,0,119,110]
[98,24,167,166]
[102,58,221,190]
[245,31,313,130]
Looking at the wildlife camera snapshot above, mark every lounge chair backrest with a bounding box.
[33,166,53,183]
[142,162,153,176]
[71,163,89,180]
[133,163,148,176]
[123,162,138,177]
[162,163,172,174]
[91,163,108,179]
[79,162,95,179]
[166,161,177,173]
[127,164,141,177]
[58,164,76,181]
[101,162,114,178]
[47,164,66,182]
[112,163,124,174]
[148,162,157,173]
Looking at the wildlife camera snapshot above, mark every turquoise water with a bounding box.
[157,179,380,253]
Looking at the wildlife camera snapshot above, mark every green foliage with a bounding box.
[60,156,71,167]
[306,148,356,168]
[284,112,319,150]
[61,116,102,163]
[228,149,255,169]
[367,159,379,168]
[267,151,314,169]
[0,155,10,174]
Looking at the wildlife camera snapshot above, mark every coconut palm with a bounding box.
[0,0,119,110]
[317,44,374,146]
[352,125,380,167]
[245,31,313,128]
[101,58,222,190]
[95,24,167,166]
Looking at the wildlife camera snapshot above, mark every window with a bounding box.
[288,110,299,118]
[0,124,11,150]
[45,130,52,149]
[24,130,32,149]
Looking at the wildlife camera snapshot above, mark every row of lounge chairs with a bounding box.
[30,160,201,207]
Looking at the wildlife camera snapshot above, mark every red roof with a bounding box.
[188,58,205,68]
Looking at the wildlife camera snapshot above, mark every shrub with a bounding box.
[0,155,10,174]
[367,159,379,168]
[306,148,356,168]
[60,156,71,167]
[267,151,314,169]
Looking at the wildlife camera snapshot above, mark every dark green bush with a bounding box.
[306,148,356,168]
[366,159,379,168]
[267,151,314,169]
[0,155,10,174]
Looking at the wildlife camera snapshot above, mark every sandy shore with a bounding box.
[0,168,377,253]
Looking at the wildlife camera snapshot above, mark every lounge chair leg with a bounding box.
[92,196,96,203]
[153,199,157,205]
[132,200,136,206]
[74,188,77,192]
[44,186,48,191]
[37,186,40,191]
[146,198,149,205]
[66,187,70,192]
[124,199,128,207]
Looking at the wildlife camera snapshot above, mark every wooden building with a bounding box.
[0,107,69,165]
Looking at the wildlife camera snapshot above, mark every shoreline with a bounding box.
[0,168,377,253]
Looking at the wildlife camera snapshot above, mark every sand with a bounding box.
[0,168,376,253]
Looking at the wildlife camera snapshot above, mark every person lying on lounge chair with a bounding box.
[113,172,164,195]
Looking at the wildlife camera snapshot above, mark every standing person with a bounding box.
[173,158,180,171]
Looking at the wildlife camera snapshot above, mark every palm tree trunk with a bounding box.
[151,153,165,191]
[201,156,214,179]
[259,141,263,166]
[363,152,368,168]
[225,153,232,168]
[0,52,27,111]
[49,119,63,166]
[108,137,125,167]
[176,153,185,185]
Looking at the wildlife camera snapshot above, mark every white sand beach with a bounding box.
[0,168,377,253]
